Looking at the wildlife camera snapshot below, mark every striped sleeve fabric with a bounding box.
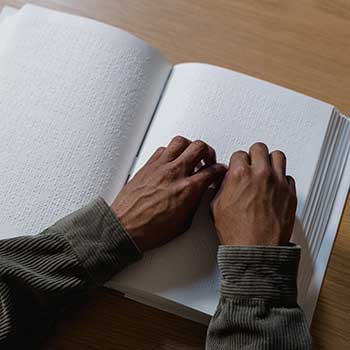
[206,245,312,349]
[0,198,141,348]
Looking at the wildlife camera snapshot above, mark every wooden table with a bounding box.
[1,1,349,349]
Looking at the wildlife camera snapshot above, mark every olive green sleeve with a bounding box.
[0,197,141,348]
[206,245,311,349]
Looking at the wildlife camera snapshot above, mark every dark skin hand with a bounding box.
[112,136,297,251]
[211,142,297,246]
[112,136,227,252]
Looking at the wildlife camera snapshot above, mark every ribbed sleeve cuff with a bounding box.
[51,197,142,284]
[218,245,300,304]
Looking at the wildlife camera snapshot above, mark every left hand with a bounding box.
[111,136,227,252]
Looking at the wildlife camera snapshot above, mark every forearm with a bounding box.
[0,198,141,347]
[206,246,311,349]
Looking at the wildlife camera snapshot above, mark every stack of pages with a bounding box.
[0,5,349,325]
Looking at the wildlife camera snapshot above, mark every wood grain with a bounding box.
[0,1,349,349]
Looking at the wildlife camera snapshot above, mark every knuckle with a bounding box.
[288,177,297,191]
[287,175,296,191]
[256,166,272,179]
[179,177,192,189]
[155,146,165,155]
[164,163,179,178]
[192,139,208,152]
[231,165,250,178]
[180,178,198,195]
[172,135,188,146]
[287,175,296,185]
[190,176,202,188]
[208,145,216,157]
[183,177,194,187]
[230,150,246,162]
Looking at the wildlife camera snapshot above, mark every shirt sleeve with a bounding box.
[206,245,312,350]
[0,197,141,348]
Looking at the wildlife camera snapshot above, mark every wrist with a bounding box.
[217,227,290,247]
[110,204,147,253]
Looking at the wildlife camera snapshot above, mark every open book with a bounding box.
[0,5,349,325]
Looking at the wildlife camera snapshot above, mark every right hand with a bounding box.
[211,142,297,246]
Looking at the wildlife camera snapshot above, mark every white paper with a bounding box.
[301,116,350,323]
[109,189,221,315]
[0,6,17,22]
[0,5,171,237]
[111,63,335,318]
[0,6,20,53]
[1,5,347,325]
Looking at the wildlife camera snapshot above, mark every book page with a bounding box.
[0,6,17,22]
[111,63,334,317]
[301,115,350,320]
[0,5,171,238]
[0,6,20,52]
